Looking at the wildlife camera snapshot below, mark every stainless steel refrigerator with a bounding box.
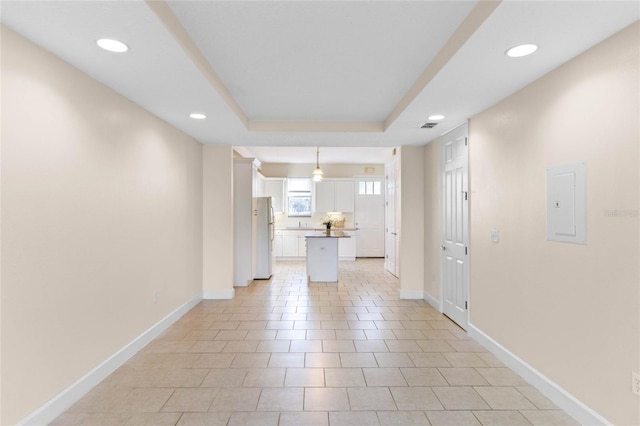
[254,196,274,279]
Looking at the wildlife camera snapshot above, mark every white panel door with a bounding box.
[385,160,398,276]
[355,177,385,257]
[441,123,469,330]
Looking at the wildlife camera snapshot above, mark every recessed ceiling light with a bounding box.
[428,114,445,121]
[506,43,538,58]
[96,38,128,53]
[190,113,206,120]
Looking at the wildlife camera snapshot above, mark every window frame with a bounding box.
[287,177,312,217]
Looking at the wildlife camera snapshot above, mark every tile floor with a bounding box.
[52,259,578,425]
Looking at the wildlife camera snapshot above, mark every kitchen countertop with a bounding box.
[305,230,351,238]
[277,227,357,231]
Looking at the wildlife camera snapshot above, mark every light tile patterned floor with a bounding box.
[52,259,578,425]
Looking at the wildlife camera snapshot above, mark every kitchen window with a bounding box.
[287,177,312,217]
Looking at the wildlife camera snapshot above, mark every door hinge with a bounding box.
[465,137,468,146]
[464,191,468,201]
[465,301,468,309]
[465,246,468,255]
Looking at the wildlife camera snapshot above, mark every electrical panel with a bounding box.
[546,161,586,244]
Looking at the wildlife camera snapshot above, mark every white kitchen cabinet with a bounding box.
[334,181,354,212]
[314,181,335,213]
[265,178,285,213]
[314,179,354,213]
[253,167,265,197]
[306,237,339,282]
[298,237,307,256]
[282,235,299,257]
[273,230,283,257]
[338,231,356,260]
[278,230,307,257]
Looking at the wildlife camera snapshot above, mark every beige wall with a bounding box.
[399,146,425,297]
[1,27,204,424]
[467,23,639,424]
[260,163,384,178]
[203,146,234,298]
[423,141,441,301]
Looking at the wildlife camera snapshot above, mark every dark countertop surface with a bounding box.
[277,227,357,231]
[305,230,351,238]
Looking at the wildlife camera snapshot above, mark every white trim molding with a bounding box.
[398,289,423,299]
[18,294,203,426]
[422,291,442,312]
[203,289,235,300]
[467,322,610,426]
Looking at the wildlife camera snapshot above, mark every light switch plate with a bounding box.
[491,230,499,243]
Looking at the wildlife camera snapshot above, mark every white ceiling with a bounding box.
[1,1,638,164]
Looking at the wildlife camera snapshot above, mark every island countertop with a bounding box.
[305,230,351,238]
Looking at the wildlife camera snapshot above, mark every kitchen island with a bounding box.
[305,231,351,282]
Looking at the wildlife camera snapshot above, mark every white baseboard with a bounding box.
[467,322,610,426]
[17,294,202,426]
[422,291,442,311]
[398,289,423,299]
[203,288,235,300]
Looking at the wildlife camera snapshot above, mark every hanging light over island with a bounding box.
[312,147,323,182]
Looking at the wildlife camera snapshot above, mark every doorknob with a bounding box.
[441,245,446,251]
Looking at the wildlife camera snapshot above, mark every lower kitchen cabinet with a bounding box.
[273,231,283,257]
[275,229,355,260]
[277,230,307,258]
[282,235,299,257]
[338,231,356,260]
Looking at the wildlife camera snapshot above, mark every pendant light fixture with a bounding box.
[312,147,324,182]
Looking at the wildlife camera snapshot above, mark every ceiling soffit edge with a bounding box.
[144,0,249,127]
[384,0,502,130]
[145,0,501,133]
[248,121,385,133]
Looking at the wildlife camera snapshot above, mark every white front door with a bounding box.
[355,177,385,257]
[441,122,469,330]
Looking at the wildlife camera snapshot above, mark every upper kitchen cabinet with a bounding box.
[264,178,285,213]
[334,181,355,212]
[314,179,354,213]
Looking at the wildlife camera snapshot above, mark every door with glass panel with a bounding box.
[355,177,385,257]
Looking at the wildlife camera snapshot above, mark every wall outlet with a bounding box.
[153,291,159,304]
[491,229,499,243]
[633,372,640,397]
